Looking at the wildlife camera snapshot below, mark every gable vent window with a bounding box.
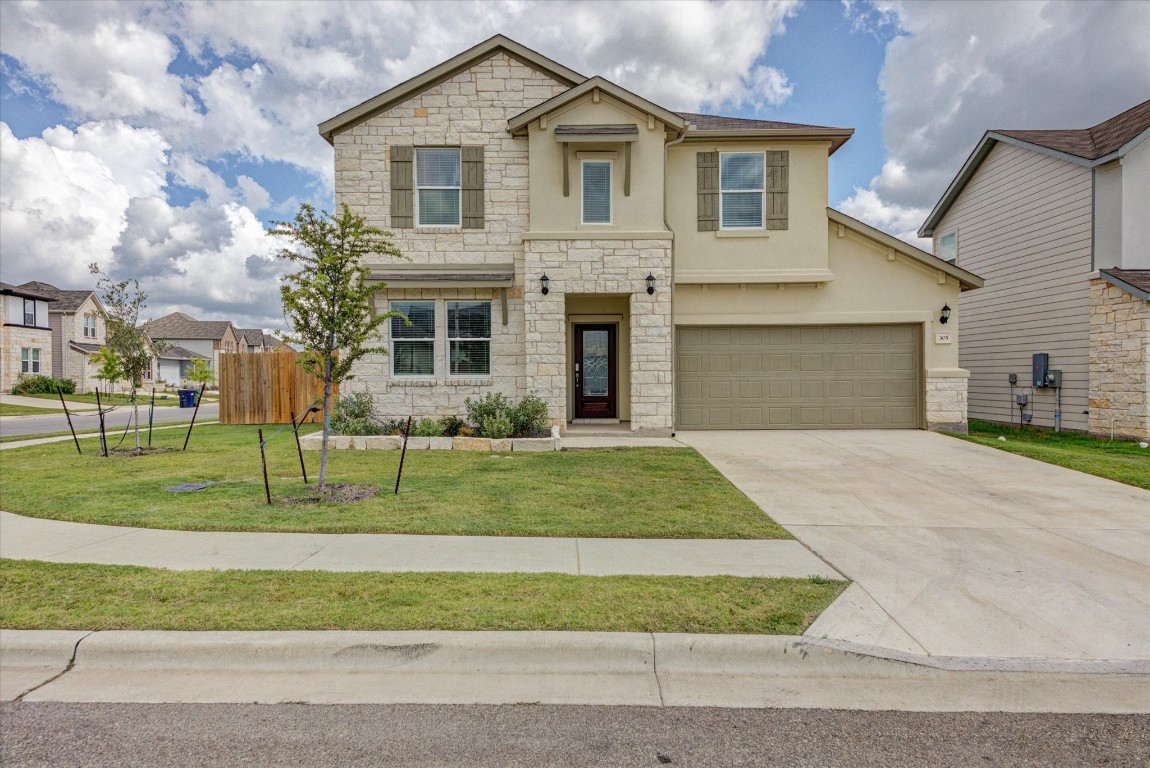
[581,160,612,224]
[415,148,461,227]
[720,152,765,229]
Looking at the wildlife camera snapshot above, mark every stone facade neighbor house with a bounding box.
[141,312,240,385]
[920,100,1150,440]
[322,35,982,435]
[14,281,108,393]
[0,282,55,393]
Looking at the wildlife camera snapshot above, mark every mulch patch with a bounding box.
[280,483,378,505]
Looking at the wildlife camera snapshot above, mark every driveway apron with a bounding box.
[677,430,1150,660]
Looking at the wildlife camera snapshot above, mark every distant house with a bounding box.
[920,100,1149,440]
[154,345,209,384]
[15,281,108,393]
[1,282,55,392]
[141,312,240,383]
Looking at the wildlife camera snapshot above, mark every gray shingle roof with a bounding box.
[15,281,94,312]
[1,281,57,302]
[143,312,234,341]
[156,345,207,361]
[677,112,847,132]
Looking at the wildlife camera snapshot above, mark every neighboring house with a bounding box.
[0,282,55,393]
[920,100,1149,440]
[321,35,981,434]
[140,312,239,382]
[15,281,108,393]
[237,328,269,352]
[155,345,209,384]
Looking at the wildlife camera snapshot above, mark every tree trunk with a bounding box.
[318,353,333,490]
[131,386,141,454]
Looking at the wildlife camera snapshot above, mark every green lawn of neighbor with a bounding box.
[23,392,209,408]
[956,420,1150,490]
[0,403,62,416]
[0,560,844,634]
[0,424,788,539]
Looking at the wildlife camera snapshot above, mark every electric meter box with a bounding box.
[1032,353,1050,388]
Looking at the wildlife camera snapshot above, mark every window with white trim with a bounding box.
[447,301,491,376]
[581,160,612,224]
[390,300,436,376]
[84,315,97,337]
[23,299,36,326]
[938,232,957,264]
[720,152,764,229]
[415,148,461,226]
[21,348,40,374]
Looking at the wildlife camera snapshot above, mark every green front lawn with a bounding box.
[0,560,845,634]
[23,392,207,408]
[0,424,788,539]
[0,403,62,416]
[957,420,1150,490]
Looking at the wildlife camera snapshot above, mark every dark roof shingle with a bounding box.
[15,281,95,312]
[677,112,847,132]
[143,312,234,341]
[997,100,1150,160]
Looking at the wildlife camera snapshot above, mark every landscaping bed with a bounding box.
[0,424,789,539]
[0,560,845,634]
[955,420,1150,490]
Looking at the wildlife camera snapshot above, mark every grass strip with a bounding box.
[0,424,787,539]
[0,560,846,635]
[0,403,63,416]
[954,420,1150,490]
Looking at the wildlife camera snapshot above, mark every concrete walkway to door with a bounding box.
[677,430,1150,661]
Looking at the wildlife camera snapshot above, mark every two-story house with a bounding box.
[920,100,1149,440]
[322,35,981,435]
[1,282,55,392]
[14,281,108,393]
[141,312,239,385]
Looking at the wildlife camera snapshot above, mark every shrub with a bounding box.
[13,375,75,396]
[440,415,465,437]
[510,392,549,437]
[330,392,389,436]
[464,392,511,430]
[411,418,446,437]
[479,414,514,440]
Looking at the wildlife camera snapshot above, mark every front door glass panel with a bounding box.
[582,330,609,396]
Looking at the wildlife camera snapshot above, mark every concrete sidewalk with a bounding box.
[0,511,837,578]
[0,394,97,412]
[3,630,1146,711]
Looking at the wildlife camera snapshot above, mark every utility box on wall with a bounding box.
[1032,353,1049,388]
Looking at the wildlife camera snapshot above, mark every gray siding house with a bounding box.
[921,100,1150,440]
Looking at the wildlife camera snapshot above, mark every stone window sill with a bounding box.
[446,378,493,386]
[716,229,769,239]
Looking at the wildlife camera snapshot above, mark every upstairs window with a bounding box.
[581,160,612,224]
[938,232,957,264]
[23,299,36,326]
[447,301,491,376]
[84,315,97,337]
[415,148,461,227]
[720,152,764,229]
[391,300,436,377]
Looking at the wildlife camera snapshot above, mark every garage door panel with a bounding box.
[677,324,921,430]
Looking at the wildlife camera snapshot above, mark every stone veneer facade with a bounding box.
[924,375,970,433]
[1089,279,1149,440]
[1,323,52,393]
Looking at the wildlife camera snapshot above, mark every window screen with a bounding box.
[720,152,764,228]
[582,161,612,224]
[416,148,461,226]
[448,301,491,376]
[391,301,435,376]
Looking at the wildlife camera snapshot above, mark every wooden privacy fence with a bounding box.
[218,351,333,424]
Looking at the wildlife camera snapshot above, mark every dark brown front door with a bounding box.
[574,324,617,419]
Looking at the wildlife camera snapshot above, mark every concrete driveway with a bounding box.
[677,430,1150,661]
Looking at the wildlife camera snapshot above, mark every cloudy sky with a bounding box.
[1,0,1147,331]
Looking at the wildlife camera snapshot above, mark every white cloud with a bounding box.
[840,0,1150,236]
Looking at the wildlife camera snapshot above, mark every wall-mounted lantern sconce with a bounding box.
[939,304,951,324]
[646,273,656,295]
[540,274,550,296]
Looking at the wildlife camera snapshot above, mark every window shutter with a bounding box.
[461,146,485,229]
[765,150,789,230]
[697,152,719,231]
[390,145,414,228]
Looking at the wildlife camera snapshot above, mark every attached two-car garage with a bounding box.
[676,324,921,429]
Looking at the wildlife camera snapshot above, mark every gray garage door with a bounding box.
[676,325,921,430]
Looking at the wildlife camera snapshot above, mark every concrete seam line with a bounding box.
[795,637,1150,675]
[574,538,582,575]
[838,580,924,652]
[12,630,96,702]
[37,527,143,561]
[288,539,337,571]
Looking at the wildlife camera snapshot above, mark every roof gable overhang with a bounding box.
[681,125,854,155]
[508,76,686,136]
[919,126,1150,237]
[827,208,983,291]
[319,35,586,144]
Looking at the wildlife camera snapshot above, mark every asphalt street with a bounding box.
[0,402,218,438]
[2,703,1147,767]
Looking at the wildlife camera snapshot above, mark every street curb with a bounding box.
[4,630,1148,711]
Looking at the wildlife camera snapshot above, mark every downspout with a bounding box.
[664,123,689,437]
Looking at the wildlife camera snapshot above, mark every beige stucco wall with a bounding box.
[526,95,669,235]
[667,140,832,283]
[1089,279,1149,440]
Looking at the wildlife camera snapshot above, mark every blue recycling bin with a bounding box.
[177,389,196,408]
